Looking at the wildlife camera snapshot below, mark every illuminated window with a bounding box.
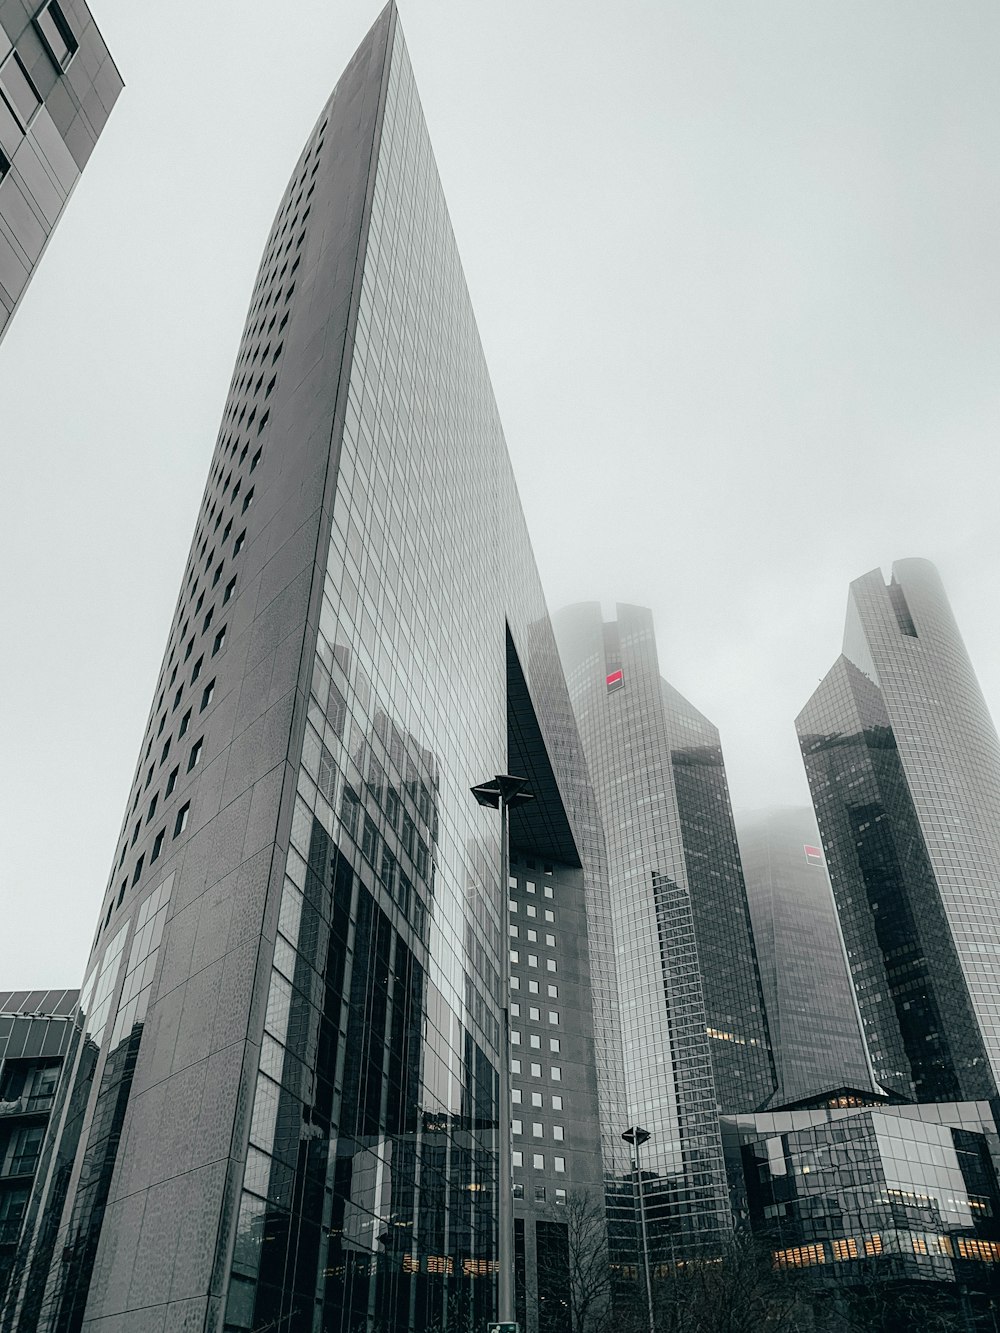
[864,1236,883,1257]
[832,1238,858,1261]
[773,1244,825,1269]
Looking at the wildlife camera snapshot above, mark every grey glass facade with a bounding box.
[553,602,776,1263]
[796,560,1000,1105]
[0,993,78,1311]
[738,808,874,1107]
[723,1099,1000,1301]
[6,9,624,1333]
[0,1,120,343]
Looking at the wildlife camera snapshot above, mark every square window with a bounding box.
[532,1123,543,1138]
[511,1032,521,1046]
[528,955,537,968]
[511,1119,522,1135]
[551,1067,562,1082]
[544,886,553,899]
[532,1154,544,1170]
[510,977,519,991]
[548,1011,559,1025]
[552,1095,563,1110]
[526,904,536,919]
[509,925,518,939]
[526,882,535,894]
[535,1185,546,1203]
[511,1089,521,1104]
[545,934,555,947]
[528,980,539,995]
[529,1035,540,1049]
[527,928,537,943]
[513,1151,523,1168]
[548,985,558,998]
[509,899,517,913]
[529,1007,539,1022]
[513,1183,524,1199]
[550,1039,560,1053]
[510,1002,520,1017]
[545,910,554,923]
[531,1093,542,1108]
[200,680,215,710]
[511,1059,521,1074]
[553,1126,564,1141]
[546,960,557,973]
[530,1063,541,1078]
[173,802,190,838]
[555,1189,566,1206]
[510,949,519,964]
[554,1156,565,1174]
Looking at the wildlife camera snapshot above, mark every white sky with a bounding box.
[2,0,998,988]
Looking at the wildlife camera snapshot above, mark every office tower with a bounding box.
[8,9,624,1333]
[0,2,120,344]
[722,1096,1000,1317]
[0,992,78,1308]
[553,602,776,1261]
[738,808,874,1107]
[797,559,1000,1106]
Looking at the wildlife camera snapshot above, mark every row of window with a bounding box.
[0,4,76,182]
[511,1120,565,1141]
[512,1091,563,1109]
[509,950,556,972]
[511,1033,560,1052]
[510,1003,559,1020]
[510,977,556,996]
[512,1152,565,1173]
[508,926,556,945]
[511,1060,561,1080]
[514,1183,567,1204]
[509,901,555,921]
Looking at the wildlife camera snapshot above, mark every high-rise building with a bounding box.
[553,602,776,1261]
[0,992,78,1308]
[738,808,874,1107]
[0,2,120,343]
[796,559,1000,1105]
[7,9,624,1332]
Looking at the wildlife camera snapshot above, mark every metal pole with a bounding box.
[497,790,515,1325]
[632,1136,655,1333]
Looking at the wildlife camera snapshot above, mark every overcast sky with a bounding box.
[2,0,998,988]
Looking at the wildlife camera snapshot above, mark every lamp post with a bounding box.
[622,1125,655,1333]
[472,775,534,1328]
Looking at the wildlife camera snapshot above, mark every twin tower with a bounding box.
[5,6,1000,1333]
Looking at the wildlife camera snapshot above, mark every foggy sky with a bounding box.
[2,0,999,988]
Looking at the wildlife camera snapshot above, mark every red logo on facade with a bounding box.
[804,844,824,866]
[606,670,624,692]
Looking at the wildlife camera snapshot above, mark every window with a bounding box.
[511,1059,521,1074]
[544,886,553,899]
[172,687,182,712]
[532,1123,543,1138]
[179,709,191,738]
[212,626,226,656]
[131,855,144,886]
[512,1151,523,1168]
[530,1063,541,1078]
[165,766,179,797]
[527,928,537,943]
[146,794,157,823]
[528,980,539,995]
[555,1189,567,1206]
[553,1126,564,1142]
[526,905,536,919]
[550,1038,560,1053]
[150,829,165,863]
[173,802,190,838]
[509,925,518,939]
[551,1066,562,1082]
[529,1035,540,1049]
[529,1007,539,1022]
[223,576,237,604]
[532,1154,544,1170]
[510,976,519,991]
[548,1011,559,1025]
[0,51,40,128]
[188,738,203,771]
[211,562,223,588]
[511,1032,521,1046]
[548,985,558,998]
[184,636,194,662]
[200,680,215,710]
[531,1092,542,1108]
[0,148,8,184]
[546,959,557,973]
[513,1183,524,1199]
[250,447,262,471]
[511,1119,522,1136]
[511,1089,521,1105]
[242,487,255,512]
[535,1185,547,1202]
[191,655,203,684]
[510,1002,520,1018]
[544,910,554,923]
[510,950,519,964]
[233,529,246,556]
[528,955,537,968]
[552,1095,562,1110]
[160,738,170,765]
[35,3,77,71]
[554,1157,565,1174]
[545,934,555,947]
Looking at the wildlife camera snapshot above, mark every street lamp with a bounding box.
[622,1125,655,1333]
[472,775,534,1329]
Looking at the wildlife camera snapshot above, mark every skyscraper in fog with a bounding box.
[8,9,624,1332]
[738,808,874,1106]
[554,602,775,1260]
[0,2,120,344]
[797,559,1000,1104]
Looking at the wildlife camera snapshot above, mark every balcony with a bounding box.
[0,1095,53,1119]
